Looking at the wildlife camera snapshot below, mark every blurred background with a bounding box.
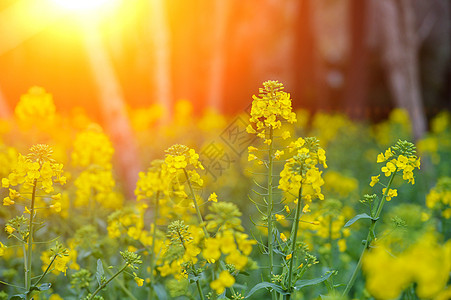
[0,0,450,141]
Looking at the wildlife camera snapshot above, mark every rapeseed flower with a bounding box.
[210,270,235,294]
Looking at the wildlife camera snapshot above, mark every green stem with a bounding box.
[183,168,209,238]
[25,178,37,299]
[266,127,276,300]
[22,244,27,292]
[33,253,58,287]
[196,280,206,300]
[0,280,27,290]
[328,215,333,268]
[286,187,302,299]
[104,262,138,300]
[342,168,397,296]
[183,169,234,295]
[89,263,129,299]
[148,191,160,300]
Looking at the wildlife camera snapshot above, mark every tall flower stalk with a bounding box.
[342,140,420,296]
[279,137,326,299]
[25,178,37,293]
[247,80,296,299]
[2,144,66,299]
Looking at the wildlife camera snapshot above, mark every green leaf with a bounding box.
[188,274,201,283]
[29,283,51,292]
[37,283,51,291]
[294,271,333,290]
[95,259,104,286]
[153,284,168,300]
[344,213,373,228]
[245,282,288,298]
[10,294,26,300]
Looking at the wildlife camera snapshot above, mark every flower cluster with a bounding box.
[165,144,203,173]
[210,270,235,294]
[2,145,65,210]
[323,171,358,198]
[279,137,327,205]
[0,144,17,179]
[375,140,420,185]
[164,144,204,190]
[426,177,451,219]
[363,232,451,299]
[14,86,56,128]
[72,127,122,210]
[203,202,255,269]
[246,80,296,142]
[72,124,114,168]
[158,220,203,280]
[107,208,145,241]
[135,159,187,204]
[372,108,412,147]
[40,242,79,276]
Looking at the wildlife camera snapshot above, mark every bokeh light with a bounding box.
[51,0,113,12]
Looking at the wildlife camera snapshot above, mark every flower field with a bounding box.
[0,81,450,300]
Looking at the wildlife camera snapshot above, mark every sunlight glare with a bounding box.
[51,0,113,12]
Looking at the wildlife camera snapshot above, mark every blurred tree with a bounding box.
[375,0,427,140]
[344,0,370,119]
[206,0,231,111]
[415,0,450,116]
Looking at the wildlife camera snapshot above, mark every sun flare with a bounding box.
[51,0,113,12]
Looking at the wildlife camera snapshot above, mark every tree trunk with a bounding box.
[375,0,427,140]
[344,0,370,119]
[83,21,140,198]
[206,0,231,111]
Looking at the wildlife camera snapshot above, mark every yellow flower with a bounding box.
[203,238,221,261]
[376,153,386,163]
[275,214,285,222]
[381,161,396,177]
[220,232,237,254]
[72,126,114,168]
[210,271,235,294]
[248,146,258,152]
[284,205,290,213]
[3,197,14,206]
[5,225,15,234]
[370,175,380,187]
[0,242,6,256]
[50,202,62,213]
[208,192,218,202]
[274,150,284,159]
[286,253,292,260]
[338,239,347,252]
[225,250,248,270]
[134,276,144,287]
[248,153,258,161]
[383,188,398,201]
[280,233,288,242]
[15,86,56,128]
[281,131,291,140]
[248,81,297,140]
[2,178,9,188]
